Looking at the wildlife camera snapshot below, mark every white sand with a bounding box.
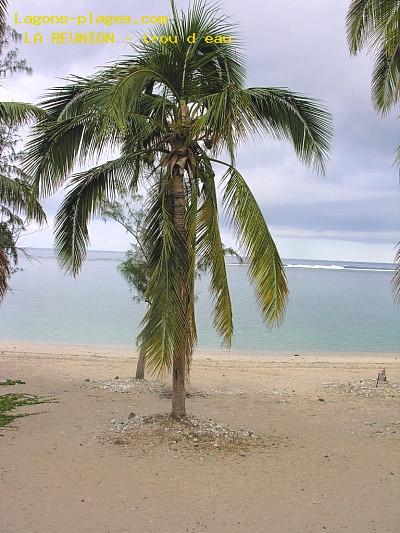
[1,341,400,532]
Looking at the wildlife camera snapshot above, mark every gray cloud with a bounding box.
[2,0,400,261]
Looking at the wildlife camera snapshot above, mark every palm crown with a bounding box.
[347,0,400,302]
[24,1,331,415]
[347,0,400,113]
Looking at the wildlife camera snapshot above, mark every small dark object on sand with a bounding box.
[0,379,25,386]
[376,368,387,387]
[293,354,300,357]
[318,398,326,402]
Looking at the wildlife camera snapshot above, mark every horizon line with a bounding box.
[23,247,395,265]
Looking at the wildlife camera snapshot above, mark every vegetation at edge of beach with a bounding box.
[0,393,49,427]
[0,378,26,386]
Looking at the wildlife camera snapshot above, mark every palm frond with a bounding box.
[54,156,139,275]
[0,0,7,29]
[185,168,199,365]
[138,177,196,375]
[372,39,400,112]
[0,174,46,224]
[244,88,332,174]
[0,102,47,126]
[194,86,332,173]
[221,164,288,325]
[24,79,164,196]
[197,165,233,345]
[347,0,400,112]
[347,0,400,52]
[24,112,120,196]
[132,0,245,97]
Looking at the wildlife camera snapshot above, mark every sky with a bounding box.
[2,0,400,262]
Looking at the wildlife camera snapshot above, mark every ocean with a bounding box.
[0,249,399,353]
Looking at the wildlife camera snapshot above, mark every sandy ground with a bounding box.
[1,341,400,533]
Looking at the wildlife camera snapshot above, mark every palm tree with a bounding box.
[347,0,400,113]
[102,191,243,380]
[0,102,46,300]
[24,1,332,417]
[393,242,400,302]
[0,246,9,299]
[0,1,7,33]
[347,0,400,299]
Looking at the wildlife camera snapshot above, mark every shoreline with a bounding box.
[1,339,399,365]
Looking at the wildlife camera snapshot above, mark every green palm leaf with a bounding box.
[221,164,288,325]
[347,0,400,52]
[347,0,400,112]
[54,156,140,274]
[0,102,47,126]
[138,178,196,375]
[244,88,332,174]
[197,165,233,345]
[347,1,400,300]
[372,39,400,111]
[0,174,46,224]
[0,0,7,33]
[194,86,332,172]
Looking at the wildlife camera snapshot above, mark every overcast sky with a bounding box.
[2,0,399,262]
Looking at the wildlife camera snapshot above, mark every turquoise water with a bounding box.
[0,249,399,353]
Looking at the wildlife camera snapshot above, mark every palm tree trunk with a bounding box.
[172,351,186,417]
[135,346,146,380]
[0,248,10,302]
[171,168,188,418]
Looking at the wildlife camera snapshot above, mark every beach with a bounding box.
[1,0,400,531]
[1,342,400,532]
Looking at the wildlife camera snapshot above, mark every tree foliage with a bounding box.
[24,1,331,404]
[347,0,400,113]
[103,190,244,304]
[0,15,45,301]
[0,25,32,78]
[101,191,149,301]
[347,0,400,300]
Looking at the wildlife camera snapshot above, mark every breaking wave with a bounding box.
[284,263,395,272]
